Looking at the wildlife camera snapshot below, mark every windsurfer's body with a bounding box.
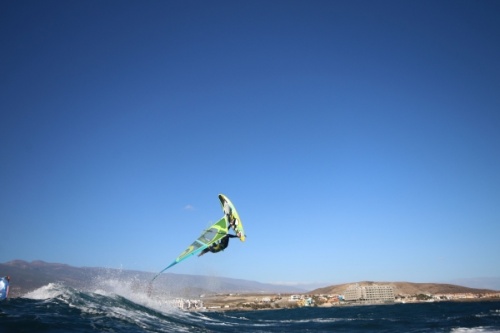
[198,234,238,256]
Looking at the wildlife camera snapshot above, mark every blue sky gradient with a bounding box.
[1,1,499,286]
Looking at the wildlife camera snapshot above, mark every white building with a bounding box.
[344,284,395,303]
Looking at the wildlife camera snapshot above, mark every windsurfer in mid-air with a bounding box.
[198,233,239,256]
[150,194,245,286]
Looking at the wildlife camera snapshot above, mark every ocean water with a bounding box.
[1,282,499,333]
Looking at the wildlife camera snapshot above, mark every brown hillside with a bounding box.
[310,281,497,296]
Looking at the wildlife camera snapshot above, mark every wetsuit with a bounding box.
[199,234,238,256]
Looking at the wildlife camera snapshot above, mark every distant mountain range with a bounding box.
[0,260,307,298]
[2,260,498,298]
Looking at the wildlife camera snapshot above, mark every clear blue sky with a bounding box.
[1,1,499,287]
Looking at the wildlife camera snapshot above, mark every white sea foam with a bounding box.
[451,327,500,333]
[22,282,67,300]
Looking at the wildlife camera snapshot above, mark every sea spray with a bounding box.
[17,282,198,332]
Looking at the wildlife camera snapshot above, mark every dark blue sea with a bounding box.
[1,283,499,332]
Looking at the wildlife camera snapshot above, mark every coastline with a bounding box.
[195,292,500,312]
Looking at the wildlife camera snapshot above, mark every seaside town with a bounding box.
[173,284,500,311]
